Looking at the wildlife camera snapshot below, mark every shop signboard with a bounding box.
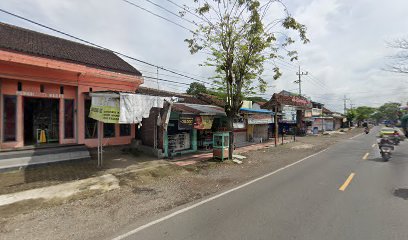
[312,108,323,116]
[233,122,245,129]
[178,115,194,130]
[194,115,214,129]
[248,116,274,125]
[282,105,297,123]
[305,110,312,118]
[89,96,120,123]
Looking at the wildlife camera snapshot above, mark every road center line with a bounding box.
[362,152,369,160]
[111,148,329,240]
[349,133,363,140]
[339,173,355,191]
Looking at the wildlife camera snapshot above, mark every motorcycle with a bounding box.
[380,145,394,161]
[390,136,400,146]
[364,128,370,134]
[378,137,394,161]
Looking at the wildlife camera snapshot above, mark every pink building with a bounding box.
[0,22,143,150]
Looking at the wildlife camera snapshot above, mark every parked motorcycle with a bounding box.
[390,136,400,146]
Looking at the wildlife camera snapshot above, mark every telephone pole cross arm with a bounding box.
[295,66,308,96]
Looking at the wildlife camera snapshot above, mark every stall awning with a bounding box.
[240,108,274,115]
[89,91,171,124]
[172,103,226,116]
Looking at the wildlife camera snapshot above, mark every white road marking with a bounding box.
[349,133,364,140]
[111,148,329,240]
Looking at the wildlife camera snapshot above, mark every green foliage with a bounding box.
[186,82,207,96]
[377,102,402,121]
[185,0,308,119]
[346,109,356,122]
[354,106,376,122]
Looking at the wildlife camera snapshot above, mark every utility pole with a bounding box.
[156,66,160,90]
[343,95,350,114]
[295,66,308,96]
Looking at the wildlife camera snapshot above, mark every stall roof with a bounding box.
[240,108,274,114]
[172,103,226,116]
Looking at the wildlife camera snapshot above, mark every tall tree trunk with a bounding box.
[227,113,234,160]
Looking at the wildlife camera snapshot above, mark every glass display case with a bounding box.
[213,132,230,160]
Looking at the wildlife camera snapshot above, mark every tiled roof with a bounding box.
[197,93,226,107]
[262,93,312,109]
[322,107,333,114]
[0,22,141,76]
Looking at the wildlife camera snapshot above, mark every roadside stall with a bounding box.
[89,92,170,166]
[164,103,226,157]
[240,108,274,143]
[213,132,230,160]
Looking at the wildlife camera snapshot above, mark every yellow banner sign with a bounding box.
[89,96,120,123]
[194,116,214,129]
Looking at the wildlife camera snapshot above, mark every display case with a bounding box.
[213,132,230,160]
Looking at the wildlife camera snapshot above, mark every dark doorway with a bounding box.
[24,97,59,145]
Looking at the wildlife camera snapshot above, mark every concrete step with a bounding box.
[0,144,91,171]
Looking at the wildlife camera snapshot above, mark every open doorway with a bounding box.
[24,97,59,146]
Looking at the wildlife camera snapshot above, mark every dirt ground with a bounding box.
[0,147,158,195]
[0,129,362,240]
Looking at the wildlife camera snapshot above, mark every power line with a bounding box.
[142,0,197,26]
[121,0,194,33]
[164,0,208,25]
[0,8,217,88]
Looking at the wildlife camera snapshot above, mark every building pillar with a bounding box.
[0,79,3,147]
[163,131,168,157]
[16,95,23,147]
[191,129,197,151]
[59,97,64,144]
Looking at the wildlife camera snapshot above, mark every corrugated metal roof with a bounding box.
[172,103,226,116]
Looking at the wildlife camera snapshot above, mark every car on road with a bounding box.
[379,127,405,140]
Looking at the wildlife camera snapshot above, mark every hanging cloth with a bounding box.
[119,93,169,124]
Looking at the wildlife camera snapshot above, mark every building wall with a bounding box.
[253,124,268,141]
[140,108,160,148]
[312,118,334,131]
[0,53,141,150]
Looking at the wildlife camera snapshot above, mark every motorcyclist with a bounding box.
[364,126,370,134]
[378,136,393,149]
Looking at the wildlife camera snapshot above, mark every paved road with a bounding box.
[115,127,408,240]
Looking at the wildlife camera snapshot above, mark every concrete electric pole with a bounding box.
[295,66,308,96]
[343,95,350,114]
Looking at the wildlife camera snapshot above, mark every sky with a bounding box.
[1,0,407,113]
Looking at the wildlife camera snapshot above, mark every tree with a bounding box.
[386,39,408,74]
[377,102,402,122]
[185,0,308,158]
[354,106,376,125]
[371,111,383,124]
[186,82,207,96]
[346,109,356,127]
